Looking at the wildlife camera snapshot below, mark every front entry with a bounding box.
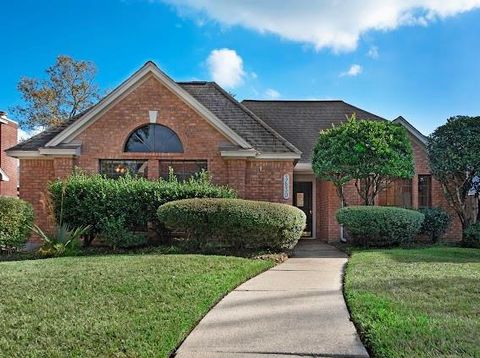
[293,181,313,237]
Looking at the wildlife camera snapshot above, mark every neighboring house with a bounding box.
[0,111,18,196]
[6,62,461,241]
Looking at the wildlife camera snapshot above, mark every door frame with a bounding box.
[293,174,316,239]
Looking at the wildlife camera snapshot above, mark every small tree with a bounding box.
[427,116,480,235]
[312,115,414,206]
[12,55,101,130]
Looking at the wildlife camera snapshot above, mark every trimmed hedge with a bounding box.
[0,196,34,249]
[49,172,236,245]
[157,198,306,250]
[336,206,424,247]
[418,207,451,242]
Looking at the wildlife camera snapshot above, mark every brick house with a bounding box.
[0,111,18,196]
[6,62,461,241]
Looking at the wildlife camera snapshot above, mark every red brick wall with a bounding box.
[245,160,293,204]
[0,120,18,196]
[314,134,462,242]
[18,76,294,234]
[74,75,233,185]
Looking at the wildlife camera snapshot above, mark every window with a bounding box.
[159,160,207,181]
[418,175,432,208]
[99,160,148,179]
[125,124,183,153]
[379,179,412,208]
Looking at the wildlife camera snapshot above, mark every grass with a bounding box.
[0,253,273,357]
[344,247,480,358]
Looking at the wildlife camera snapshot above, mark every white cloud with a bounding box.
[265,88,280,99]
[340,64,363,77]
[163,0,480,52]
[206,48,245,88]
[367,46,379,59]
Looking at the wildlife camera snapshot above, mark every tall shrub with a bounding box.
[312,115,414,206]
[427,116,480,240]
[0,197,34,250]
[49,172,236,245]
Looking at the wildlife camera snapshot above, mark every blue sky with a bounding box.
[1,0,480,135]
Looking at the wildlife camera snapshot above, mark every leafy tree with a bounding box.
[312,115,414,206]
[427,116,480,234]
[12,55,101,129]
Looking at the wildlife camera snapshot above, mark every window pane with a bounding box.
[125,124,183,153]
[379,178,412,208]
[159,160,208,181]
[99,160,148,179]
[418,175,432,208]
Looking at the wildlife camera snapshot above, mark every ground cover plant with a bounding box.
[344,247,480,357]
[0,253,272,357]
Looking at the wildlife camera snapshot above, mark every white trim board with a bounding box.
[0,167,10,181]
[45,62,252,150]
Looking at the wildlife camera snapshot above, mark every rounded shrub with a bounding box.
[0,196,34,250]
[336,206,424,247]
[157,198,306,250]
[418,207,451,243]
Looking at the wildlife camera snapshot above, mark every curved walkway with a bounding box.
[175,240,368,357]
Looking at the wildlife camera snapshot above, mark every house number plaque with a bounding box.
[283,174,290,200]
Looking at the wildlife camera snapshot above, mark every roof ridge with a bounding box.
[210,82,302,155]
[242,99,344,103]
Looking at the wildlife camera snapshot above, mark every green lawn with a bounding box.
[0,253,273,357]
[344,247,480,358]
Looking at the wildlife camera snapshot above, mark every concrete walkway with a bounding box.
[175,240,369,358]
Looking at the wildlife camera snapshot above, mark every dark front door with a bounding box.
[293,182,313,237]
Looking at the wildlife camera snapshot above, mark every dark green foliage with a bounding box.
[0,196,34,250]
[98,216,148,249]
[312,115,414,205]
[336,206,424,247]
[418,207,452,243]
[49,172,236,245]
[427,116,480,232]
[463,223,480,248]
[157,198,306,250]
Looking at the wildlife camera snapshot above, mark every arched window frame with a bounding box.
[124,124,184,153]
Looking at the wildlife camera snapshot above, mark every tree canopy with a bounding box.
[12,55,101,130]
[427,116,480,231]
[312,115,414,206]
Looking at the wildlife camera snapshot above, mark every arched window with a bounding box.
[124,124,183,153]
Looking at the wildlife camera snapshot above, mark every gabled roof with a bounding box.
[242,100,386,163]
[392,116,428,145]
[7,62,300,158]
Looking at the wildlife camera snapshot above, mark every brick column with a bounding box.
[226,159,246,198]
[147,159,159,180]
[53,157,75,179]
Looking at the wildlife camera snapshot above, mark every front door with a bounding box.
[293,182,313,237]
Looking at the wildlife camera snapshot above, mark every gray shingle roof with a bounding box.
[179,82,300,154]
[242,100,386,163]
[9,82,300,155]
